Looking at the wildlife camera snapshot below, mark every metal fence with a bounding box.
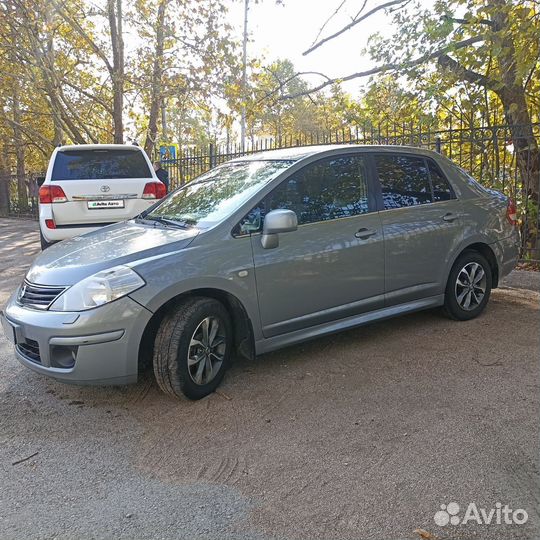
[0,174,40,218]
[162,123,539,187]
[2,122,539,260]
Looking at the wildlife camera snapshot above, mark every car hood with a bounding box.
[26,221,199,286]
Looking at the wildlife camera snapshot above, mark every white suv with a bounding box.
[38,144,166,249]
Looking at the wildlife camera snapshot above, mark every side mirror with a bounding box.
[261,209,298,249]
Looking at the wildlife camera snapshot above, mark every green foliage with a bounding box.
[0,0,538,180]
[0,0,238,169]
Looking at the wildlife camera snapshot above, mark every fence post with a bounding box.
[435,136,442,154]
[209,143,216,168]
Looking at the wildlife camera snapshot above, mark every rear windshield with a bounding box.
[52,149,152,180]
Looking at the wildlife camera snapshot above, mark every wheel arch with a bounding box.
[138,287,255,373]
[451,242,499,288]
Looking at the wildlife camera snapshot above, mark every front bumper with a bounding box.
[1,293,153,385]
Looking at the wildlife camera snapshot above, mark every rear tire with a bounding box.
[153,297,233,400]
[39,230,54,250]
[444,250,492,321]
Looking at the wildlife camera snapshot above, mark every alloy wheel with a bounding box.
[454,262,487,311]
[187,316,227,385]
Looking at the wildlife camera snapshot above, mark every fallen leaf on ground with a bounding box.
[413,529,437,540]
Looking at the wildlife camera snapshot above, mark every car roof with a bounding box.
[56,144,144,152]
[229,144,439,163]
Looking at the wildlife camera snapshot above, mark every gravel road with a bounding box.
[0,218,538,540]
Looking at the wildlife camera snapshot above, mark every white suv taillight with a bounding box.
[142,182,167,199]
[506,198,517,226]
[39,185,67,203]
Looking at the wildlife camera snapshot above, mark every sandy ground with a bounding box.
[0,218,538,540]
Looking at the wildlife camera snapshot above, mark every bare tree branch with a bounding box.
[437,53,499,91]
[57,87,99,143]
[61,79,114,114]
[0,116,56,149]
[353,0,370,20]
[443,15,495,28]
[284,36,485,99]
[260,71,334,104]
[523,51,539,90]
[308,0,348,50]
[51,0,113,73]
[303,0,409,56]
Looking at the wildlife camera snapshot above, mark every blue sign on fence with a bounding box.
[159,144,178,162]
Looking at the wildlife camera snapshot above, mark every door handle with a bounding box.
[355,228,377,240]
[442,212,459,222]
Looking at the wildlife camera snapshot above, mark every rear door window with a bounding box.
[375,154,432,209]
[427,159,455,201]
[52,149,152,180]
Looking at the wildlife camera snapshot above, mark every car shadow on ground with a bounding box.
[2,285,538,539]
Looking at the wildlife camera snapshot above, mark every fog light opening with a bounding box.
[50,345,78,369]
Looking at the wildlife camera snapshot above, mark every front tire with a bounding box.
[444,250,493,321]
[153,297,233,400]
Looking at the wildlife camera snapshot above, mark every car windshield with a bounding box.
[143,160,293,229]
[52,149,152,180]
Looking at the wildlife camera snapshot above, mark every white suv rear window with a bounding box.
[52,149,152,180]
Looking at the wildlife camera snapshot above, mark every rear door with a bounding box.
[248,153,385,338]
[373,153,464,305]
[49,147,154,226]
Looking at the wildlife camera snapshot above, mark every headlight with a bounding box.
[49,265,145,311]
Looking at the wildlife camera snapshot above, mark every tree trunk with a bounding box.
[25,6,87,144]
[108,0,124,143]
[498,90,540,258]
[43,7,63,146]
[6,0,27,211]
[0,139,10,217]
[437,0,540,258]
[144,0,167,157]
[12,83,28,211]
[176,101,186,185]
[491,1,540,257]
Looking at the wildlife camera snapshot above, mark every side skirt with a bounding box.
[254,294,445,355]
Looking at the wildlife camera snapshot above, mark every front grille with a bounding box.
[17,339,41,364]
[18,281,66,310]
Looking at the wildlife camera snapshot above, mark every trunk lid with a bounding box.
[49,147,157,225]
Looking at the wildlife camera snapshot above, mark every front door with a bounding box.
[249,153,385,338]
